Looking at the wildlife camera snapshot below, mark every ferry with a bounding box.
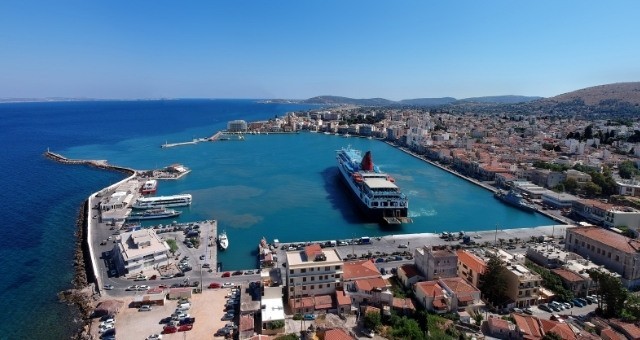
[494,190,536,213]
[336,146,410,224]
[132,194,192,209]
[126,208,181,221]
[140,179,158,195]
[218,230,229,250]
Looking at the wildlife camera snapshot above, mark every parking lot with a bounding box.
[92,286,234,339]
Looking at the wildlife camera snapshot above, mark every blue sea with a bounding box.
[0,100,555,339]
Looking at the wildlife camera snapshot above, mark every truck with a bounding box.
[360,236,371,245]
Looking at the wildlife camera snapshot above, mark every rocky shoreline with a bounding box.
[57,199,95,339]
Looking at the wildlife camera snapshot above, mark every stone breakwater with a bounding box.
[44,150,136,176]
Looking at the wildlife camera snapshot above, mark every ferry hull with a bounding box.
[338,171,409,224]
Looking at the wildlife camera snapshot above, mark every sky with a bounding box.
[1,1,639,100]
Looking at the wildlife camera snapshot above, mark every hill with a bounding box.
[544,82,640,106]
[399,97,457,106]
[458,95,542,104]
[301,96,396,106]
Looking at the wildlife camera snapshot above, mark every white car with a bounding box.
[137,285,150,291]
[139,305,152,312]
[99,324,115,333]
[146,335,162,340]
[223,282,234,288]
[99,319,115,327]
[103,284,114,290]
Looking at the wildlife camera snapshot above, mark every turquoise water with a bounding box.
[0,100,553,338]
[64,131,555,270]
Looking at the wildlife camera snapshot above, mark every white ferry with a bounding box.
[132,194,192,209]
[336,146,410,224]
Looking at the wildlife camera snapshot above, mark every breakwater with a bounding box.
[44,150,136,176]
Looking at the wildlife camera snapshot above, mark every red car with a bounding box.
[178,324,193,332]
[162,326,177,334]
[221,272,231,278]
[208,282,221,289]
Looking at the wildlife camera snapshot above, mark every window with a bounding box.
[311,276,315,281]
[289,279,293,284]
[301,268,306,273]
[290,270,294,274]
[303,277,306,282]
[335,266,340,270]
[311,285,315,289]
[318,284,323,288]
[325,266,330,271]
[302,286,307,291]
[310,267,314,272]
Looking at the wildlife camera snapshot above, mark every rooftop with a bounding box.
[118,228,169,262]
[286,247,342,267]
[342,260,381,280]
[456,250,487,274]
[569,226,640,254]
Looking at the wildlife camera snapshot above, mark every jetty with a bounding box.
[44,150,136,175]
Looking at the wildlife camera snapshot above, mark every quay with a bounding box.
[44,150,136,175]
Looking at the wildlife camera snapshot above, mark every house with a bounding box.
[486,316,517,339]
[397,264,422,288]
[504,265,542,308]
[413,281,447,313]
[438,277,482,311]
[321,328,355,340]
[414,246,458,281]
[239,314,255,339]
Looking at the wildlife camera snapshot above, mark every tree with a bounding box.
[479,254,508,307]
[589,270,628,318]
[583,182,602,197]
[364,311,381,331]
[388,316,425,340]
[619,160,639,179]
[563,178,578,194]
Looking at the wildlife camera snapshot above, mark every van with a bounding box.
[360,237,371,245]
[178,302,191,310]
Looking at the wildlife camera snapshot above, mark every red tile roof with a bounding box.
[240,314,254,332]
[539,319,576,340]
[601,327,626,340]
[610,319,640,340]
[399,264,420,278]
[456,250,487,275]
[487,317,511,332]
[440,277,480,295]
[335,290,351,306]
[391,297,415,311]
[551,268,585,283]
[570,226,640,254]
[513,314,542,338]
[342,260,381,280]
[314,295,333,310]
[414,281,443,298]
[304,244,323,260]
[354,277,388,292]
[324,328,355,340]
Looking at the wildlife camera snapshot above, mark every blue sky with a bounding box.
[1,1,638,100]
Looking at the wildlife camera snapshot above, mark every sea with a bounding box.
[0,100,555,339]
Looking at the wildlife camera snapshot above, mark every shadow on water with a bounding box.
[320,166,404,231]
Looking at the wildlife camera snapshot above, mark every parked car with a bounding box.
[572,298,585,307]
[512,308,523,314]
[137,285,150,291]
[178,324,193,332]
[103,284,114,290]
[303,314,316,320]
[538,304,551,312]
[208,282,221,289]
[232,270,243,276]
[162,326,177,334]
[134,275,148,281]
[222,272,231,278]
[524,308,533,315]
[138,305,152,312]
[146,335,162,340]
[223,282,234,288]
[99,324,115,333]
[178,302,191,310]
[221,312,235,321]
[362,328,375,338]
[126,285,139,291]
[398,244,408,248]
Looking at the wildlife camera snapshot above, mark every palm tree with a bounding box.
[498,238,505,247]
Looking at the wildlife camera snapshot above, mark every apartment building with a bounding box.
[285,244,343,302]
[456,250,486,288]
[504,265,542,308]
[112,228,170,275]
[413,277,482,313]
[415,246,458,281]
[566,226,640,287]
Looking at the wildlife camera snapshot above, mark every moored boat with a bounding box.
[218,230,229,250]
[494,190,537,213]
[132,194,192,209]
[126,208,181,221]
[140,179,158,195]
[336,146,411,224]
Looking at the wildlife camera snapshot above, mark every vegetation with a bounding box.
[589,269,628,318]
[619,160,640,179]
[533,161,569,172]
[292,313,302,320]
[267,320,285,330]
[479,254,509,307]
[364,311,382,331]
[525,261,573,302]
[165,239,178,254]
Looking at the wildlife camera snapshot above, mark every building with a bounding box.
[227,119,248,132]
[112,228,170,275]
[526,243,582,269]
[572,199,615,225]
[413,278,481,313]
[260,285,285,336]
[342,260,390,306]
[285,244,343,311]
[616,178,640,197]
[541,192,579,210]
[504,265,542,308]
[456,250,486,288]
[565,226,640,287]
[414,246,458,281]
[551,268,593,298]
[604,206,640,229]
[413,281,447,313]
[397,264,422,288]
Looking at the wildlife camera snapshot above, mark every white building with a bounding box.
[285,244,343,300]
[112,228,170,274]
[227,119,248,132]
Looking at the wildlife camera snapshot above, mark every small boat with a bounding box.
[140,179,158,195]
[218,230,229,250]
